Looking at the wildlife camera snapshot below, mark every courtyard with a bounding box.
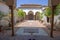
[0,0,60,40]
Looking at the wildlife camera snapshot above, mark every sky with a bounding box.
[17,0,48,7]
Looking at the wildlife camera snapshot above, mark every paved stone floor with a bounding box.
[15,20,45,27]
[0,20,60,40]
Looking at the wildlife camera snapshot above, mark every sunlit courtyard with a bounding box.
[0,0,60,40]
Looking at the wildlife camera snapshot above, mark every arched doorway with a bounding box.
[28,11,34,20]
[35,12,40,20]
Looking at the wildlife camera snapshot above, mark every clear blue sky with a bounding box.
[17,0,48,7]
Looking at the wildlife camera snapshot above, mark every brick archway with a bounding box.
[28,11,34,20]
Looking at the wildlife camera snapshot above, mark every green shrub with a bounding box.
[17,9,25,18]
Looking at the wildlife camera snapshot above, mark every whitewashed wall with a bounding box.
[54,14,60,24]
[19,8,60,23]
[19,9,43,15]
[19,8,47,22]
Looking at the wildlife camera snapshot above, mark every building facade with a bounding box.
[18,4,46,20]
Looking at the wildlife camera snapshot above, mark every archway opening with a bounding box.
[35,12,40,20]
[28,11,34,20]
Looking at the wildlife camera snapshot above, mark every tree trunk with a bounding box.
[47,17,49,22]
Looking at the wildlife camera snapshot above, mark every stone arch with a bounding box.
[28,11,34,20]
[35,11,40,20]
